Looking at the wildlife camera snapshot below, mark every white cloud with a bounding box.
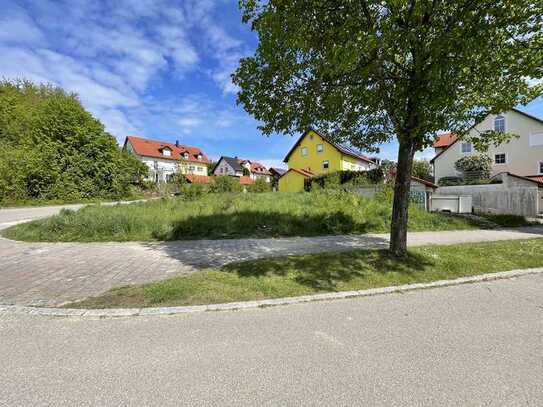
[415,147,435,161]
[0,0,250,142]
[255,159,287,169]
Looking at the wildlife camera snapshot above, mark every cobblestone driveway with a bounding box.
[1,203,543,306]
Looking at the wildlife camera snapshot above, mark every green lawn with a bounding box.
[3,191,485,242]
[67,238,543,309]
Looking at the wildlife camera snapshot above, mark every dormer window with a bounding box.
[183,152,189,160]
[494,115,505,133]
[161,147,172,157]
[197,154,202,161]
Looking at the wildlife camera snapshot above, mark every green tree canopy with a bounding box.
[412,160,432,181]
[455,154,492,184]
[233,0,542,255]
[0,80,146,203]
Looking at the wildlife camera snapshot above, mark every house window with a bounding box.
[197,154,202,161]
[183,152,189,159]
[322,160,329,170]
[461,142,472,153]
[301,147,308,156]
[316,144,323,153]
[529,132,543,147]
[162,148,171,157]
[189,165,195,172]
[539,162,543,175]
[197,166,203,172]
[494,153,506,164]
[494,115,505,133]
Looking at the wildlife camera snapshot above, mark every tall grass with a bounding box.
[2,191,480,242]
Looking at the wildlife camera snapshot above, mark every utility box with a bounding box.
[430,195,472,213]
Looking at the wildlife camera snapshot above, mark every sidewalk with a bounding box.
[1,226,543,306]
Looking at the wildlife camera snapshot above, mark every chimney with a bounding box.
[175,140,180,147]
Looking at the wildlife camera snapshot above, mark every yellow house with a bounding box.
[279,129,376,192]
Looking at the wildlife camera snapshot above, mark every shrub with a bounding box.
[412,160,433,181]
[309,170,382,190]
[247,178,271,193]
[181,182,208,200]
[0,80,147,204]
[438,176,464,186]
[454,154,492,184]
[209,176,243,193]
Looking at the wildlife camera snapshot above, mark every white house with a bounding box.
[212,156,272,183]
[431,109,543,184]
[124,136,210,183]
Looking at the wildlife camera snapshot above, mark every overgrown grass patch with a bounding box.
[2,191,482,242]
[68,238,543,308]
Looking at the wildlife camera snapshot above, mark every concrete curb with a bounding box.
[1,267,542,318]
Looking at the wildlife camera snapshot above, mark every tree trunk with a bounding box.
[390,137,417,257]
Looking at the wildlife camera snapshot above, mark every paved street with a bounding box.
[1,273,543,406]
[2,203,543,306]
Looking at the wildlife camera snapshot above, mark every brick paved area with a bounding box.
[1,204,543,306]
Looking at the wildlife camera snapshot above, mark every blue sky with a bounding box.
[1,0,542,167]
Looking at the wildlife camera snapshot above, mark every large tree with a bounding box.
[0,80,147,203]
[233,0,542,256]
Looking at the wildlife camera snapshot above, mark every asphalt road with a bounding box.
[2,273,542,406]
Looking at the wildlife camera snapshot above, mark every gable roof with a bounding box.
[215,156,243,172]
[493,172,543,186]
[214,156,272,176]
[240,159,272,176]
[279,168,315,179]
[430,109,543,163]
[433,132,457,148]
[283,128,375,164]
[269,167,287,176]
[125,136,209,164]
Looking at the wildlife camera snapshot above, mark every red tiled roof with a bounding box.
[526,175,543,184]
[410,175,438,189]
[239,176,253,185]
[279,168,315,179]
[125,136,209,164]
[185,175,212,183]
[389,170,438,189]
[239,159,272,176]
[433,133,457,148]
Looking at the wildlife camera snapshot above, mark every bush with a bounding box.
[0,80,147,204]
[247,178,272,193]
[209,176,243,193]
[454,154,492,184]
[181,182,208,200]
[309,170,383,190]
[412,160,433,181]
[438,176,464,186]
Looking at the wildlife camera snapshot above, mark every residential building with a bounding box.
[269,167,287,178]
[278,128,377,192]
[212,156,272,183]
[431,109,543,184]
[124,136,209,183]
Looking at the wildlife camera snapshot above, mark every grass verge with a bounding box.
[3,191,485,242]
[67,238,543,309]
